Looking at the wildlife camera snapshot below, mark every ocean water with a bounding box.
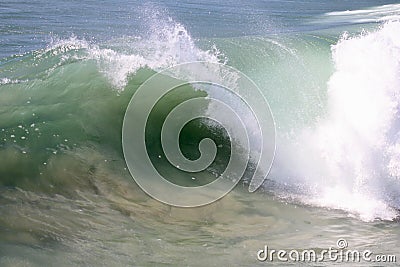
[1,1,400,266]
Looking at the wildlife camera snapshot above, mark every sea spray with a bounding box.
[270,21,400,221]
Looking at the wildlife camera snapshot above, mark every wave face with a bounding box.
[2,2,400,266]
[1,4,400,225]
[0,15,224,196]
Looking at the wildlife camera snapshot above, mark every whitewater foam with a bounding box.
[271,21,400,221]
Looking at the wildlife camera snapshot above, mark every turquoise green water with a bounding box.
[1,1,400,266]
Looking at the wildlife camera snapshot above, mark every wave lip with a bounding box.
[27,15,224,91]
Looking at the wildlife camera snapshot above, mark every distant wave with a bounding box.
[314,4,400,25]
